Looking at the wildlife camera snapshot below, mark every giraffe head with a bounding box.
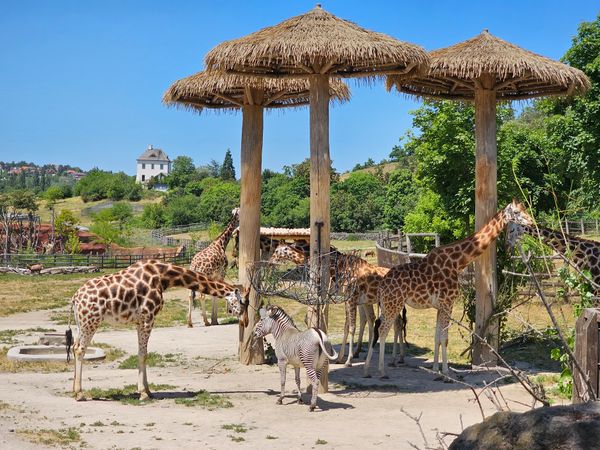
[503,199,534,227]
[224,286,248,320]
[506,222,526,250]
[269,244,305,265]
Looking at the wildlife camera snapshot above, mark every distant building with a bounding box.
[136,145,171,190]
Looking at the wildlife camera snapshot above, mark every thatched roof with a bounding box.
[204,5,428,79]
[163,70,350,113]
[387,30,590,100]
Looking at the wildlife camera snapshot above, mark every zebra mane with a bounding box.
[269,306,299,331]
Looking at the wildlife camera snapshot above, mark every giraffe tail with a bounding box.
[65,301,74,363]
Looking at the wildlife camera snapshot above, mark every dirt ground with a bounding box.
[0,288,556,450]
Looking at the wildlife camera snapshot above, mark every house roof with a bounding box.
[137,145,170,162]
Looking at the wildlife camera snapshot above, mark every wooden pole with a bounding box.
[238,93,265,365]
[308,73,330,392]
[472,73,499,367]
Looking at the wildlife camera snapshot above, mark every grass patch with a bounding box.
[92,342,126,362]
[0,327,56,345]
[0,271,104,317]
[91,420,106,427]
[266,435,278,439]
[0,400,11,410]
[222,423,247,433]
[533,373,570,402]
[0,346,71,373]
[229,435,245,442]
[175,390,233,410]
[17,427,82,447]
[316,438,328,445]
[118,352,183,369]
[84,383,175,405]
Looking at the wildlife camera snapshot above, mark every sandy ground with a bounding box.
[0,293,547,450]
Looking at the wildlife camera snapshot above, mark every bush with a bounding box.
[74,169,140,202]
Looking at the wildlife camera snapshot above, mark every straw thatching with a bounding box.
[163,70,350,113]
[204,5,429,79]
[387,30,590,100]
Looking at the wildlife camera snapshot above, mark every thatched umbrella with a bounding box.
[387,30,590,367]
[204,6,428,387]
[163,70,349,365]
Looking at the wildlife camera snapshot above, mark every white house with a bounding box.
[136,145,170,189]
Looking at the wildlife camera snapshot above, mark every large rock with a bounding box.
[450,402,600,450]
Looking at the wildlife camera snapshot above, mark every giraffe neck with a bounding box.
[214,215,239,251]
[524,225,584,255]
[455,210,507,269]
[158,263,235,296]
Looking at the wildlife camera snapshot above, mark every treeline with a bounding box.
[74,169,142,202]
[0,161,82,194]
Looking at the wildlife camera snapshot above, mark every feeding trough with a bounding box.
[7,345,105,362]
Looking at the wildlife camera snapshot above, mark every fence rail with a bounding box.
[0,250,195,270]
[564,219,600,235]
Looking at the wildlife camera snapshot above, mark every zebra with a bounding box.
[253,305,338,411]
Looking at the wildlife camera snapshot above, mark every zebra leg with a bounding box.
[277,360,287,405]
[306,367,319,412]
[187,290,195,328]
[210,297,219,325]
[294,367,302,404]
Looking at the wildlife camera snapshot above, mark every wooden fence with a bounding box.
[0,250,195,270]
[564,219,600,235]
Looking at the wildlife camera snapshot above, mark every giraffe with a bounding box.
[269,244,404,366]
[364,199,534,378]
[508,223,600,293]
[230,231,283,268]
[70,259,248,401]
[188,208,239,327]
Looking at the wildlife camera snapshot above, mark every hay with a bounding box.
[204,5,429,79]
[387,30,590,100]
[163,70,350,113]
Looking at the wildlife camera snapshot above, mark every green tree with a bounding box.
[331,172,385,232]
[166,156,197,189]
[220,149,236,181]
[384,168,420,230]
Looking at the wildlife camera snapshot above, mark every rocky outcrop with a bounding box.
[450,402,600,450]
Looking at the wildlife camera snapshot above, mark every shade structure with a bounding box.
[163,70,349,366]
[204,4,429,390]
[387,30,590,367]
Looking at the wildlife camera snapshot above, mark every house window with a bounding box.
[142,163,145,169]
[151,163,154,170]
[160,164,163,170]
[142,175,145,181]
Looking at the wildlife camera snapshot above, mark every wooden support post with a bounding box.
[238,96,265,365]
[308,73,330,393]
[473,74,499,367]
[572,308,600,403]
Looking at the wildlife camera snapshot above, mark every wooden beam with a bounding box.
[238,90,265,365]
[308,73,330,393]
[213,93,244,107]
[472,73,499,368]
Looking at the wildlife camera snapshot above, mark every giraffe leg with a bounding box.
[72,321,98,401]
[210,298,219,325]
[137,319,154,400]
[294,367,303,404]
[390,314,405,367]
[277,360,287,405]
[336,303,350,364]
[439,310,451,375]
[187,290,195,328]
[433,310,442,373]
[377,317,394,379]
[356,303,375,358]
[344,300,358,367]
[199,293,210,326]
[362,317,377,378]
[306,367,319,412]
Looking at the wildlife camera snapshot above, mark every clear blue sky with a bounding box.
[1,1,597,175]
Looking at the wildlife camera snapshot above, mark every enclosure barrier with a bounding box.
[0,249,196,270]
[572,308,600,404]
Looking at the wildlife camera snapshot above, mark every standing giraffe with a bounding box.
[364,199,534,378]
[230,231,283,268]
[508,223,600,293]
[70,260,248,401]
[269,244,404,366]
[188,208,239,327]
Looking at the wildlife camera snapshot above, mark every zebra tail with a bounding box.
[313,328,338,361]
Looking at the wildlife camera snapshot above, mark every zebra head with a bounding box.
[254,306,276,338]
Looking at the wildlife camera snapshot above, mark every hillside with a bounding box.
[339,161,399,181]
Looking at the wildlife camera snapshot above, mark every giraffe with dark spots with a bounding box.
[508,223,600,295]
[364,200,534,378]
[188,208,239,327]
[70,259,248,401]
